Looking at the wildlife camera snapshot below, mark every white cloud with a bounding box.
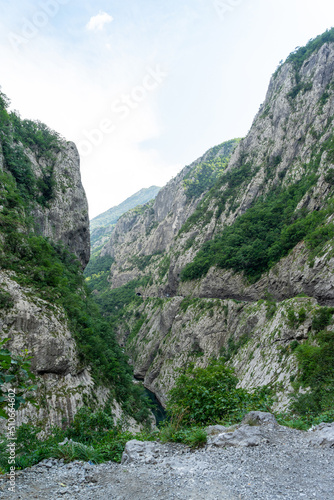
[86,11,113,32]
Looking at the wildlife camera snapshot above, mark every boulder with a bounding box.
[212,425,269,447]
[121,440,162,465]
[308,422,334,447]
[205,425,229,436]
[241,411,278,427]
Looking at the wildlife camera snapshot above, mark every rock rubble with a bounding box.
[1,415,333,500]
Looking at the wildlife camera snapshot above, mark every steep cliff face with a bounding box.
[90,186,161,254]
[30,141,90,268]
[101,139,239,290]
[0,116,89,267]
[0,96,143,432]
[0,267,141,431]
[96,33,334,410]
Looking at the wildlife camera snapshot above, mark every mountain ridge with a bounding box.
[90,185,161,253]
[90,30,334,416]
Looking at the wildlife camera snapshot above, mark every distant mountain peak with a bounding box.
[90,185,161,252]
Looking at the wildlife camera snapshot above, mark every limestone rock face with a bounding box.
[97,39,334,410]
[122,295,318,410]
[121,440,162,465]
[308,423,334,447]
[205,425,228,436]
[0,123,140,431]
[103,41,334,301]
[0,269,141,432]
[212,425,268,448]
[30,142,90,268]
[241,412,278,427]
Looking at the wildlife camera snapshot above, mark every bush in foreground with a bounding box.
[166,360,272,426]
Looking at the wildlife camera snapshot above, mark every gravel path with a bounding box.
[0,425,333,500]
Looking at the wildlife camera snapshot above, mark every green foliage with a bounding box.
[179,158,256,235]
[84,254,114,292]
[287,81,313,100]
[0,185,150,419]
[0,90,62,206]
[10,113,62,161]
[319,90,331,109]
[127,314,147,344]
[128,252,162,272]
[166,360,272,426]
[276,406,334,430]
[305,222,334,258]
[0,339,37,419]
[159,422,207,448]
[0,407,158,472]
[275,28,334,76]
[93,278,147,321]
[324,169,334,185]
[158,254,170,279]
[179,296,196,313]
[1,140,36,200]
[289,340,300,351]
[184,235,196,250]
[298,307,307,323]
[265,300,277,320]
[220,334,249,361]
[65,406,115,444]
[0,88,152,432]
[183,139,239,199]
[291,328,334,418]
[181,174,326,283]
[287,308,299,328]
[0,289,14,310]
[0,88,10,111]
[311,307,334,332]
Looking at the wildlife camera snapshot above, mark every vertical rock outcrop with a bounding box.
[97,35,334,409]
[29,141,90,268]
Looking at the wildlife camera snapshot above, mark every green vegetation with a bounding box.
[93,277,148,322]
[158,254,170,279]
[287,307,334,424]
[275,28,334,77]
[220,334,250,361]
[90,186,160,234]
[84,255,114,291]
[179,161,258,235]
[159,423,207,448]
[0,289,14,310]
[0,407,157,472]
[183,139,240,199]
[0,232,150,417]
[127,314,147,344]
[179,296,216,315]
[180,173,332,283]
[128,251,163,272]
[287,81,313,100]
[0,339,36,419]
[166,360,272,426]
[0,89,62,206]
[184,235,196,250]
[0,87,151,422]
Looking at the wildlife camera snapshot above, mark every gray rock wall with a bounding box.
[29,141,90,268]
[100,41,334,408]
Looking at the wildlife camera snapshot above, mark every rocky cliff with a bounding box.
[90,186,161,254]
[30,141,90,268]
[0,98,142,432]
[96,32,334,411]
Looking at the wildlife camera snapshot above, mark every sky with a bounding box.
[0,0,334,218]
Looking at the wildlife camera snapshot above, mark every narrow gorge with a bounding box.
[0,28,334,500]
[88,31,334,415]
